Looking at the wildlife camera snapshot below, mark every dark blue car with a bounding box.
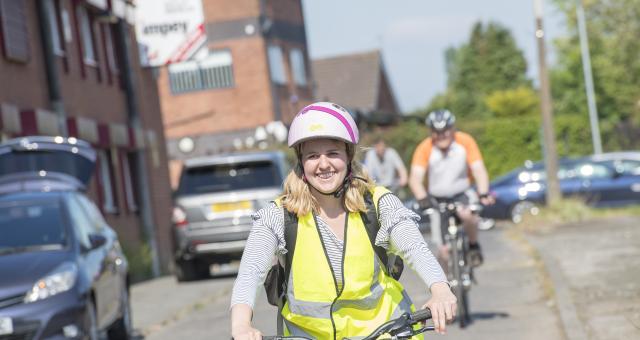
[0,137,132,340]
[482,153,640,223]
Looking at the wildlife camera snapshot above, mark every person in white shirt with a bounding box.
[363,137,408,193]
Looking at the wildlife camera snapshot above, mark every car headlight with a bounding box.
[24,262,77,303]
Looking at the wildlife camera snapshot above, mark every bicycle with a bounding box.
[425,199,481,328]
[260,308,433,340]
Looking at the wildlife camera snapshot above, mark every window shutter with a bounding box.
[0,0,30,63]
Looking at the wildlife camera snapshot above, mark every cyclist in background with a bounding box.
[408,110,494,268]
[363,136,408,194]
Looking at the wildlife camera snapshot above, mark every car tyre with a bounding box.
[175,259,209,282]
[83,299,99,340]
[108,286,133,340]
[510,201,540,224]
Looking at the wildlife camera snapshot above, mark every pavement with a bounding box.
[128,215,640,339]
[526,215,640,340]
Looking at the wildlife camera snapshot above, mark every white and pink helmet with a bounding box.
[287,102,359,147]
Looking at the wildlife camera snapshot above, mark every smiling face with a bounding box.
[300,138,349,195]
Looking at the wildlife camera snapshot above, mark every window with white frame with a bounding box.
[104,24,118,73]
[121,152,137,211]
[76,5,96,64]
[44,0,63,55]
[267,45,287,85]
[168,50,234,94]
[289,48,307,86]
[98,150,117,213]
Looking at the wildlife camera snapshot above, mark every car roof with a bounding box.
[183,150,285,168]
[0,189,68,201]
[586,151,640,162]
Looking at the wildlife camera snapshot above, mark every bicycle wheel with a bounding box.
[451,237,470,328]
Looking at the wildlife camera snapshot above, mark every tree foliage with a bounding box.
[432,21,531,119]
[484,86,540,117]
[551,0,640,124]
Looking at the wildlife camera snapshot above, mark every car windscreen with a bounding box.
[0,199,67,254]
[178,160,281,195]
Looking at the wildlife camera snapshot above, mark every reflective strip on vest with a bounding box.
[282,186,423,339]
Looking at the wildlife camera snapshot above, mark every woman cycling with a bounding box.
[230,102,456,339]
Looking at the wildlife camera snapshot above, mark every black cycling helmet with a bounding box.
[425,109,456,131]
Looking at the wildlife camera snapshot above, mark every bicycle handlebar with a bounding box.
[409,307,432,323]
[259,308,433,340]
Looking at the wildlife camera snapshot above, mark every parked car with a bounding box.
[0,136,132,340]
[172,151,288,281]
[482,153,640,223]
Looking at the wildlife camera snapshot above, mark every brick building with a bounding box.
[0,0,173,275]
[136,0,314,185]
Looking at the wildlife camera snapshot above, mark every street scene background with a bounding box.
[1,0,639,339]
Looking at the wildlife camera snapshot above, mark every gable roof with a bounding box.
[312,50,396,114]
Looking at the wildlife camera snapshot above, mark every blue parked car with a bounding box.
[482,152,640,223]
[0,137,132,340]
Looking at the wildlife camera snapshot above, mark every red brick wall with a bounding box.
[0,1,50,109]
[160,37,275,139]
[0,0,174,273]
[204,0,260,21]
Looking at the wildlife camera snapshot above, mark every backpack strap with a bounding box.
[273,199,298,335]
[361,186,394,277]
[282,206,298,289]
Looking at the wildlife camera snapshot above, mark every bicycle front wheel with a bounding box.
[450,237,470,328]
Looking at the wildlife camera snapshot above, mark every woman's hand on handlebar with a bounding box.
[423,282,457,335]
[231,324,263,340]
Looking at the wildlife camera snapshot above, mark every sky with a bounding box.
[302,0,567,113]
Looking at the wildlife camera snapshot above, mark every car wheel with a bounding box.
[107,286,133,340]
[478,217,496,231]
[83,299,99,340]
[510,201,540,223]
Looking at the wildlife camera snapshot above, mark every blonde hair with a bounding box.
[280,143,375,216]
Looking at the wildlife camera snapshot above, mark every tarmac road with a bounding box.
[130,215,640,339]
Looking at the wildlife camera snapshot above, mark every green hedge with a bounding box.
[365,113,613,179]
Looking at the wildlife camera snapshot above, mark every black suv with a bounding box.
[0,136,132,340]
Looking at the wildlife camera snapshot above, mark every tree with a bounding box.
[435,21,532,118]
[551,0,640,148]
[485,86,540,117]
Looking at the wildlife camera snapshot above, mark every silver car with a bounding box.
[171,151,288,281]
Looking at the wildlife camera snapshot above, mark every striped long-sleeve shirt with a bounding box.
[230,193,447,309]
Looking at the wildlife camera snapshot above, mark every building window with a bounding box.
[76,5,96,65]
[168,50,234,94]
[289,48,307,86]
[267,45,286,84]
[121,152,138,212]
[0,0,30,62]
[104,24,118,73]
[44,0,64,56]
[97,149,118,213]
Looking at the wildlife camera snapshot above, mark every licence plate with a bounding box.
[0,317,13,336]
[211,201,251,213]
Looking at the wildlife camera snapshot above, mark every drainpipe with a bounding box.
[35,0,67,136]
[115,19,161,277]
[259,0,281,122]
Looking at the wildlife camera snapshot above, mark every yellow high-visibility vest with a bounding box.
[279,187,423,339]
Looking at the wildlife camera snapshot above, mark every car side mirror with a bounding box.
[88,234,107,250]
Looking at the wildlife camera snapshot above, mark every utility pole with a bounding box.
[576,0,603,154]
[534,0,561,205]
